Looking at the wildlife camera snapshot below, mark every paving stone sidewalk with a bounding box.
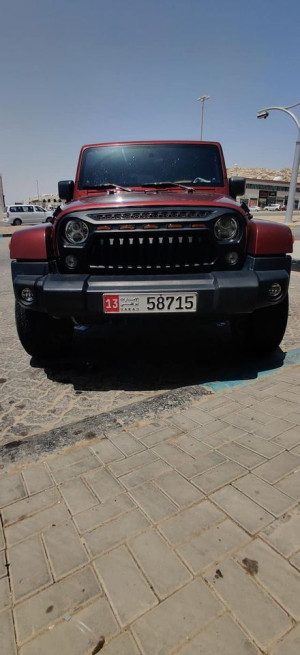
[1,363,300,654]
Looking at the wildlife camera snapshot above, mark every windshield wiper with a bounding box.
[82,183,131,192]
[140,181,193,191]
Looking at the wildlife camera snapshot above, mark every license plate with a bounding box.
[103,293,197,313]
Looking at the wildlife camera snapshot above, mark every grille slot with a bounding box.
[86,209,212,221]
[88,229,213,274]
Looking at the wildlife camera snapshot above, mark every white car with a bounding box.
[264,204,281,211]
[4,204,53,225]
[249,205,261,212]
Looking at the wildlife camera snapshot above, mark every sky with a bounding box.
[0,0,300,204]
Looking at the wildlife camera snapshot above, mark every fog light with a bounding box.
[21,287,35,303]
[225,251,238,265]
[65,254,78,269]
[268,283,282,298]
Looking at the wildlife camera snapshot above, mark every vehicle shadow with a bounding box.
[32,318,286,392]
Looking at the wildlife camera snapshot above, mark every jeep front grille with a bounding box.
[87,229,214,274]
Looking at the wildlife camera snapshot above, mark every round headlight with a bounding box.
[214,216,239,241]
[65,219,89,244]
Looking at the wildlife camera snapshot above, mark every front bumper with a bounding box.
[12,255,291,321]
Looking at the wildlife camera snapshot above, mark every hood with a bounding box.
[60,189,242,217]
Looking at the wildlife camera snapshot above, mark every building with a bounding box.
[227,166,300,209]
[28,193,61,210]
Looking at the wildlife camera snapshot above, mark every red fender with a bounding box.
[10,224,54,260]
[247,220,293,255]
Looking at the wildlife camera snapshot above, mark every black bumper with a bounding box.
[12,255,291,320]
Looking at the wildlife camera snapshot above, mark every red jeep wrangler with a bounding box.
[10,141,293,358]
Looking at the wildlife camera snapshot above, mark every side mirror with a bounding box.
[58,180,74,202]
[229,177,246,200]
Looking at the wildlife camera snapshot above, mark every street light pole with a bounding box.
[197,95,210,140]
[257,102,300,224]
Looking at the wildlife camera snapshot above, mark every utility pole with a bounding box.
[197,95,210,140]
[0,174,5,217]
[257,102,300,224]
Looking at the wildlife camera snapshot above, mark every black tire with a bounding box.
[15,302,74,358]
[13,218,22,226]
[231,294,289,355]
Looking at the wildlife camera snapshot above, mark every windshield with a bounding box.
[78,143,224,189]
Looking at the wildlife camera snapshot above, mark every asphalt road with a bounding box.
[1,237,300,456]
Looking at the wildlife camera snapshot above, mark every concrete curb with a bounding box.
[0,384,212,469]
